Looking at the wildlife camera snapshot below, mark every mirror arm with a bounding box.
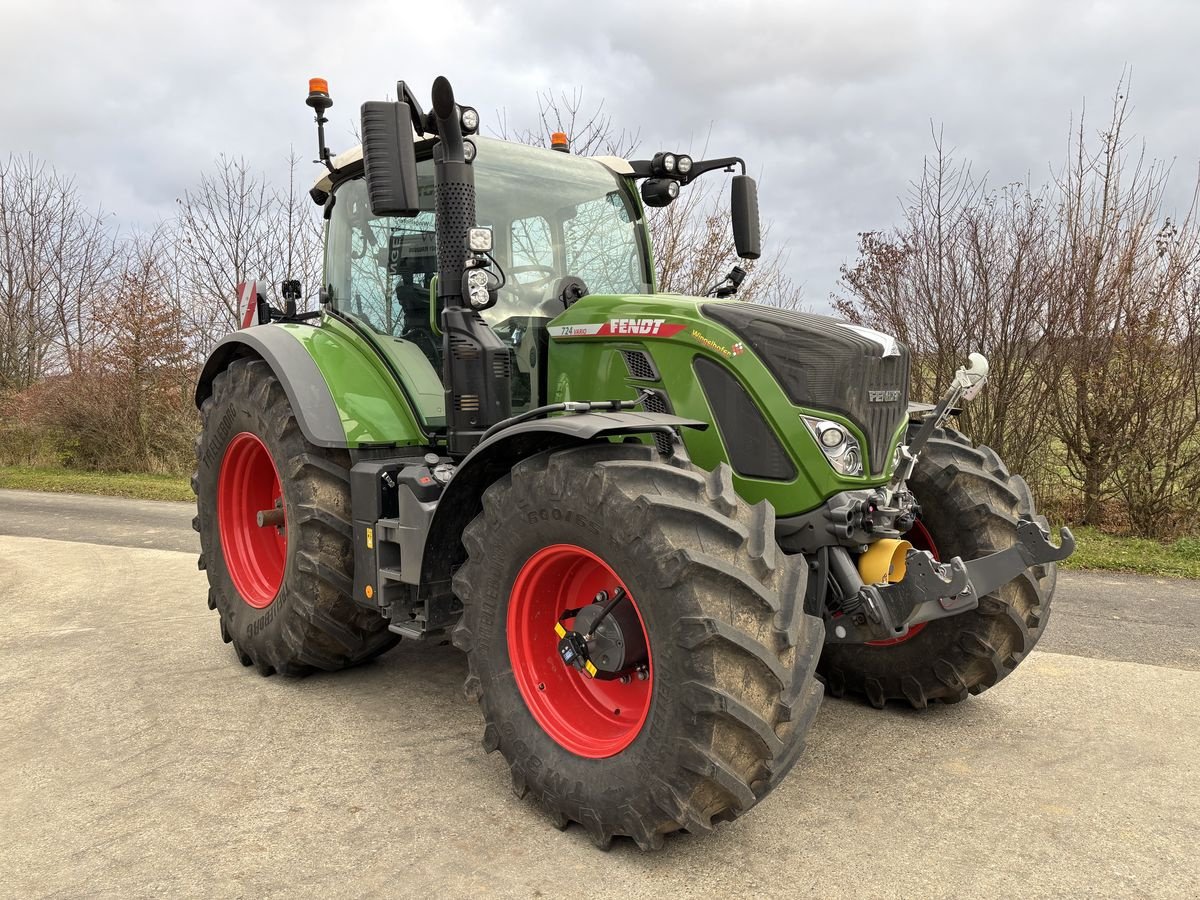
[396,81,429,135]
[627,156,745,184]
[680,156,745,183]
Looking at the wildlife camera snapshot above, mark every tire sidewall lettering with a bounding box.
[524,505,602,536]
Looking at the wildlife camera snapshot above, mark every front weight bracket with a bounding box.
[825,517,1075,644]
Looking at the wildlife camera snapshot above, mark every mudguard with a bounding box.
[194,322,426,449]
[414,411,710,606]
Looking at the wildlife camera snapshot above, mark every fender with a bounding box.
[413,412,710,622]
[195,322,426,449]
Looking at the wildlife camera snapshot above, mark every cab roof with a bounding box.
[310,137,634,195]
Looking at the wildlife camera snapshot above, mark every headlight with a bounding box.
[460,106,480,133]
[802,416,864,476]
[662,153,677,173]
[677,154,693,174]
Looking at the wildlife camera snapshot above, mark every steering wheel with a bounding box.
[510,264,558,290]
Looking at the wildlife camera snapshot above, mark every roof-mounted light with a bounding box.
[306,77,332,113]
[641,178,680,207]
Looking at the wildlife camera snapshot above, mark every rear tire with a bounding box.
[452,443,824,850]
[193,357,398,675]
[818,427,1055,709]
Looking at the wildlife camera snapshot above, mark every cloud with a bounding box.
[4,0,1198,307]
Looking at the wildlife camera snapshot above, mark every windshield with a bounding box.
[324,138,652,424]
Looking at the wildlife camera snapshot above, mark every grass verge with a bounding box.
[1059,525,1200,579]
[0,466,192,502]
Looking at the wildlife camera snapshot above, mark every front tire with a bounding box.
[819,427,1055,708]
[452,443,824,850]
[193,356,398,675]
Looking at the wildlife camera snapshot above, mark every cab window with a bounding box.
[324,137,652,424]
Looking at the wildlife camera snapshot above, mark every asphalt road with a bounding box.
[1,488,1197,899]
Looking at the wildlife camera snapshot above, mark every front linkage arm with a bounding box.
[825,517,1075,644]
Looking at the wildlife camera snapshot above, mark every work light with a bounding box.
[641,178,680,207]
[467,226,493,253]
[466,268,491,309]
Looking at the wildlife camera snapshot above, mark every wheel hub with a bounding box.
[507,545,654,759]
[555,588,650,681]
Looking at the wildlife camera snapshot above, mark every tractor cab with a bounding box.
[319,137,653,424]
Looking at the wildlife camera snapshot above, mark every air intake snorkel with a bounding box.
[428,76,512,457]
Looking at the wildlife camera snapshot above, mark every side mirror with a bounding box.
[360,101,420,217]
[731,174,761,260]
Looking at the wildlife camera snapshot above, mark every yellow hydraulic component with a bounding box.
[858,538,913,585]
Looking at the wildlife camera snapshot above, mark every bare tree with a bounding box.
[1044,84,1187,524]
[175,155,277,354]
[0,154,118,389]
[837,80,1200,536]
[1110,228,1200,536]
[652,176,804,308]
[836,130,1058,478]
[273,147,324,312]
[496,89,641,158]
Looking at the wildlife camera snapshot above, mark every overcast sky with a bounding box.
[3,0,1197,308]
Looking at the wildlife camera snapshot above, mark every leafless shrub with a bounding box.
[174,155,278,356]
[0,154,118,389]
[836,129,1058,480]
[838,80,1200,538]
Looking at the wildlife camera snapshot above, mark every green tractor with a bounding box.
[192,75,1073,849]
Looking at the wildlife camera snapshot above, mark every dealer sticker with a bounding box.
[548,318,687,339]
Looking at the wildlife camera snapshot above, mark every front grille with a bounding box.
[694,357,796,481]
[642,391,676,456]
[621,349,659,381]
[702,303,909,475]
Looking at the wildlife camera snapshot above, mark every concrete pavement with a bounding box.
[0,490,1197,898]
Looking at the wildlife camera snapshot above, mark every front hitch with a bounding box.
[825,517,1075,644]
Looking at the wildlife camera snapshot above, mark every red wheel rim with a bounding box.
[507,544,653,759]
[217,432,286,608]
[866,519,939,647]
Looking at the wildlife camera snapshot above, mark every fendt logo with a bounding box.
[548,319,687,339]
[868,389,902,403]
[608,318,669,335]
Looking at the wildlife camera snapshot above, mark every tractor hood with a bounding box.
[544,293,912,514]
[699,303,911,475]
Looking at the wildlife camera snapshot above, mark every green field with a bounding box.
[1060,526,1200,579]
[0,466,193,502]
